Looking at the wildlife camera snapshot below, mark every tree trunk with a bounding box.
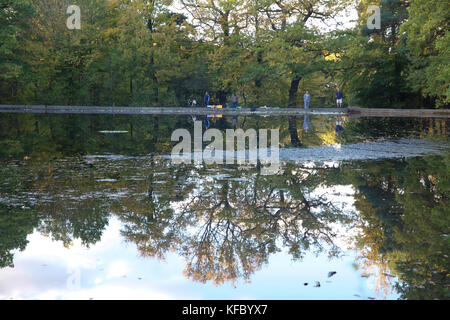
[288,77,302,146]
[288,77,301,107]
[288,117,302,146]
[217,90,227,106]
[255,50,263,103]
[147,18,159,105]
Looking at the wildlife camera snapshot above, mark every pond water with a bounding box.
[0,114,449,300]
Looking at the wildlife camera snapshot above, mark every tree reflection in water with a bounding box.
[114,157,353,285]
[0,115,448,298]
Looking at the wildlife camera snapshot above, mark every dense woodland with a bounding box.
[0,0,449,108]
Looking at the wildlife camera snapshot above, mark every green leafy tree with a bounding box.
[400,0,450,107]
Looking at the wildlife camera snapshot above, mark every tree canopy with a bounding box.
[0,0,447,108]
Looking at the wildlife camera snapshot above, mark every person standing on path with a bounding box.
[204,91,210,107]
[336,88,343,108]
[303,91,311,109]
[231,92,238,108]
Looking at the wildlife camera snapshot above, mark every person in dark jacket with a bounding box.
[336,88,343,108]
[204,91,210,107]
[231,92,238,108]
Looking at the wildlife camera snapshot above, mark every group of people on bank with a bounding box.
[303,88,344,109]
[188,91,239,108]
[188,87,344,109]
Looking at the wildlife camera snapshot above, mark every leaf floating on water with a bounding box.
[327,271,337,278]
[314,281,321,287]
[303,283,308,286]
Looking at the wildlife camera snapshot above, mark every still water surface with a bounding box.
[0,114,448,299]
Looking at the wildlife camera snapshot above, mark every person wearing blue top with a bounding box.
[303,91,311,109]
[336,88,343,108]
[204,91,210,107]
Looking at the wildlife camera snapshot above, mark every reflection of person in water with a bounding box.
[232,115,238,128]
[335,117,343,134]
[204,117,210,129]
[303,114,310,132]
